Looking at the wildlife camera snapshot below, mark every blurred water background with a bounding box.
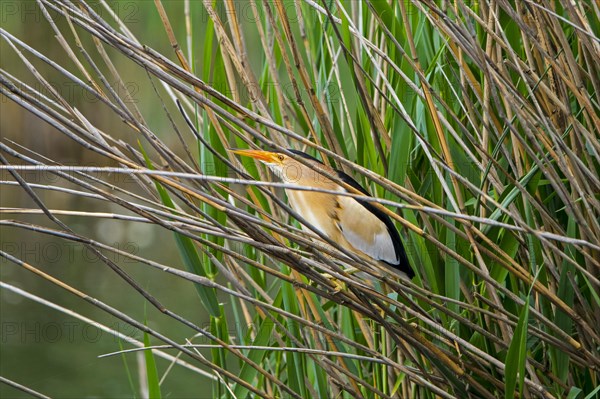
[0,1,257,396]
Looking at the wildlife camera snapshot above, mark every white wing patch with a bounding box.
[336,191,398,264]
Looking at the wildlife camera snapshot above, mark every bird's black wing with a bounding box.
[335,170,414,278]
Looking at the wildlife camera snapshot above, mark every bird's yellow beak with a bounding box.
[230,149,281,164]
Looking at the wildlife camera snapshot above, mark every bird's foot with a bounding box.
[321,267,361,293]
[321,273,347,294]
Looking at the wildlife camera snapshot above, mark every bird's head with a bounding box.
[230,149,315,183]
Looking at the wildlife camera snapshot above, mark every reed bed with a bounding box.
[1,1,599,398]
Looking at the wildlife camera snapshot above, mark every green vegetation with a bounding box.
[1,1,598,398]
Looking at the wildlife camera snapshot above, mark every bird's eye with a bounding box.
[278,155,284,161]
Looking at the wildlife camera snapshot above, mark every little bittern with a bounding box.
[232,149,414,279]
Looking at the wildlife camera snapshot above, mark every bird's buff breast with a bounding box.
[285,189,341,239]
